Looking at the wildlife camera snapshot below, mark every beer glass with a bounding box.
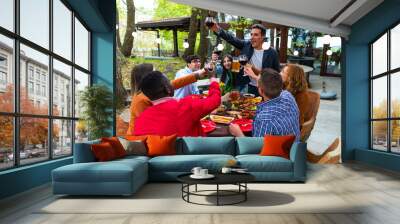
[232,57,240,73]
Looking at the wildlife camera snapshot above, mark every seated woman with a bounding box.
[280,64,314,126]
[281,64,339,163]
[127,63,208,135]
[220,55,235,93]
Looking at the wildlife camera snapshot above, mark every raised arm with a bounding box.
[211,24,245,50]
[190,79,221,120]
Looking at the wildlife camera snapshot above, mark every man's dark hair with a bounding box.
[140,71,172,101]
[131,63,154,94]
[212,50,220,56]
[258,68,283,99]
[184,55,200,64]
[251,24,266,36]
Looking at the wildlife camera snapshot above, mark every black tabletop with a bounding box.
[177,172,255,185]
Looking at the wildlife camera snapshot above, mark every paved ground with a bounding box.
[307,72,342,158]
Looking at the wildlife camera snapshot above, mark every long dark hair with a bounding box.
[221,55,233,83]
[131,63,154,94]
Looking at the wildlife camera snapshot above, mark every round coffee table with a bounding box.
[177,173,255,206]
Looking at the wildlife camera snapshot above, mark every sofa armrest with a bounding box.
[73,140,100,163]
[289,142,307,181]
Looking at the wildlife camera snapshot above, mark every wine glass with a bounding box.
[205,17,215,39]
[238,55,248,69]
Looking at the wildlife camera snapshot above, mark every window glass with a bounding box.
[391,121,400,153]
[53,0,72,60]
[20,0,49,49]
[53,59,72,117]
[74,18,89,70]
[53,119,72,158]
[0,116,14,170]
[372,77,387,119]
[0,35,14,113]
[20,117,49,165]
[372,121,388,151]
[74,69,89,118]
[20,44,49,115]
[0,0,14,31]
[391,72,400,118]
[372,33,387,76]
[391,24,400,70]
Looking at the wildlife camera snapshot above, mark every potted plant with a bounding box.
[79,84,113,140]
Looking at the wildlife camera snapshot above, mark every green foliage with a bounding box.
[154,0,191,19]
[79,84,113,140]
[153,0,192,51]
[228,17,253,31]
[129,57,186,80]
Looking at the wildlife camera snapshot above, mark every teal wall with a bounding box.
[344,0,400,171]
[0,0,115,200]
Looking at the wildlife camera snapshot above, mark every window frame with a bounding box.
[370,20,400,154]
[0,0,92,171]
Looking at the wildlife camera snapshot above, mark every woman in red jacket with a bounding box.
[134,71,221,137]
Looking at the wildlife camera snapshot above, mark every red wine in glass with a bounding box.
[239,55,248,66]
[205,17,215,28]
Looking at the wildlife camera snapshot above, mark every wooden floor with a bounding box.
[1,162,400,224]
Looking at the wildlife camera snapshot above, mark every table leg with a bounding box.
[245,183,247,201]
[217,184,219,206]
[195,184,198,192]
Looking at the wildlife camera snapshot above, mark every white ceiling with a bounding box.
[171,0,384,38]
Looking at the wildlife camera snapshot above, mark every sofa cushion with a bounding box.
[101,137,127,158]
[53,158,147,183]
[91,142,118,161]
[179,137,235,155]
[118,138,147,156]
[147,134,177,157]
[260,135,296,159]
[149,154,235,172]
[73,140,100,163]
[236,155,293,172]
[236,137,264,155]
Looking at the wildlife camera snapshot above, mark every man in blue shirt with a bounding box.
[174,55,201,99]
[229,68,300,141]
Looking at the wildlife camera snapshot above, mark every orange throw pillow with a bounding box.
[260,135,296,159]
[146,135,177,157]
[101,137,126,158]
[91,142,117,161]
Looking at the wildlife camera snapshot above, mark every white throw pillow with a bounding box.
[118,137,147,156]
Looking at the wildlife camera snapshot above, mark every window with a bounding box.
[42,85,46,97]
[0,1,91,170]
[371,23,400,154]
[28,81,34,94]
[0,54,7,87]
[36,84,40,95]
[28,67,34,80]
[0,71,6,85]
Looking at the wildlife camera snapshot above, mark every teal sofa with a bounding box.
[52,137,306,196]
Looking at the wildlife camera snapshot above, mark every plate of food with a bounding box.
[210,115,235,124]
[226,110,241,117]
[201,120,217,133]
[231,118,253,132]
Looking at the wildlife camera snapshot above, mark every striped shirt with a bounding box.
[253,90,300,141]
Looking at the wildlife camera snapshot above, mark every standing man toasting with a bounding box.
[210,23,280,96]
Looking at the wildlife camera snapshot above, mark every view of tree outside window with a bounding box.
[371,24,400,153]
[0,0,91,170]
